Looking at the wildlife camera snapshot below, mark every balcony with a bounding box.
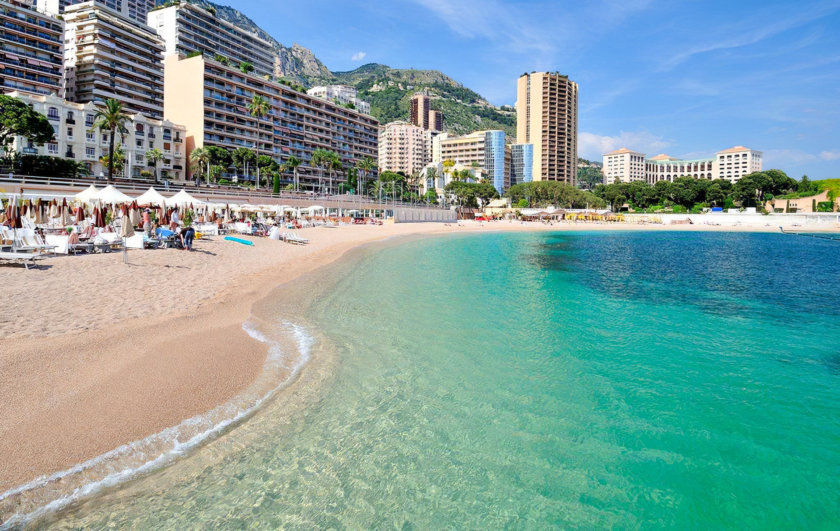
[65,117,75,124]
[22,147,38,154]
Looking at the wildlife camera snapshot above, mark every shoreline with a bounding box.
[0,221,835,514]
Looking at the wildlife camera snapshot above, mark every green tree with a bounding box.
[92,99,130,181]
[0,94,54,155]
[145,147,164,183]
[189,146,211,183]
[247,94,270,187]
[232,147,256,181]
[99,143,126,178]
[577,165,604,189]
[310,149,340,195]
[356,156,377,197]
[206,145,232,168]
[282,155,302,191]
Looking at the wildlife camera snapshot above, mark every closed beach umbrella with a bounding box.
[129,204,140,226]
[75,205,85,224]
[92,206,104,227]
[120,215,135,238]
[49,199,58,219]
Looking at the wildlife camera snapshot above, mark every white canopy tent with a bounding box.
[168,189,205,206]
[73,184,99,203]
[302,205,325,215]
[95,185,134,204]
[134,187,168,207]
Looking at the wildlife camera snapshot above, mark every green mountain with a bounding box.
[320,64,517,137]
[200,1,515,136]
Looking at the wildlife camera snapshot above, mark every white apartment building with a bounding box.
[602,146,763,184]
[36,0,156,25]
[307,85,370,115]
[602,148,646,184]
[378,121,433,176]
[147,2,276,78]
[62,1,165,119]
[8,91,186,181]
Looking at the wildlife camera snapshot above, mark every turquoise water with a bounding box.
[38,231,840,528]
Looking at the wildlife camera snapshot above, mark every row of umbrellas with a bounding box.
[74,185,203,208]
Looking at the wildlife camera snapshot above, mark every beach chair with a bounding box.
[0,249,47,269]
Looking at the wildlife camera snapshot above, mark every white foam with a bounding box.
[0,319,314,528]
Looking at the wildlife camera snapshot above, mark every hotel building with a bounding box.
[163,54,378,184]
[602,146,763,184]
[516,71,578,184]
[147,2,276,78]
[378,121,432,176]
[437,130,511,195]
[602,148,645,184]
[0,0,63,96]
[307,85,370,115]
[62,1,165,118]
[36,0,156,25]
[7,90,186,180]
[510,143,533,186]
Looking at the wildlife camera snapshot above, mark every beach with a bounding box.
[0,220,817,497]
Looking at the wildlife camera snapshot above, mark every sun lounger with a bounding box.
[0,250,47,269]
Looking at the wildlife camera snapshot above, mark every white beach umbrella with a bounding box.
[74,184,99,204]
[168,189,205,207]
[135,186,168,207]
[95,185,134,204]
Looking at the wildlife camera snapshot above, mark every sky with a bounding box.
[231,0,840,178]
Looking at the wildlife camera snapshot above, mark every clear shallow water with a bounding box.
[37,231,840,528]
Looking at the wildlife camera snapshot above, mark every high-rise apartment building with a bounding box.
[510,143,533,186]
[516,71,578,184]
[428,109,444,132]
[62,1,165,118]
[437,130,511,194]
[378,121,432,176]
[307,85,371,115]
[36,0,155,25]
[163,54,378,185]
[7,91,186,180]
[0,0,63,96]
[603,146,763,184]
[410,92,430,130]
[147,2,276,78]
[602,148,646,184]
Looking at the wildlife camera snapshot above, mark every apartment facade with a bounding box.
[410,92,430,130]
[428,109,443,132]
[147,2,276,78]
[602,146,763,184]
[510,143,533,186]
[63,2,165,119]
[516,71,578,184]
[378,121,432,176]
[602,148,645,184]
[7,91,186,180]
[436,130,511,195]
[36,0,156,25]
[307,85,370,115]
[0,0,63,96]
[163,54,378,185]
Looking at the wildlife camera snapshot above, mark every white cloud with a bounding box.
[351,51,367,61]
[763,149,818,167]
[578,131,671,160]
[820,150,840,161]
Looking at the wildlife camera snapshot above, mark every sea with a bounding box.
[8,230,840,528]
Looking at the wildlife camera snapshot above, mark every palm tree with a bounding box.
[247,94,270,188]
[356,156,376,198]
[232,147,255,182]
[311,149,338,195]
[146,147,164,183]
[92,99,129,182]
[189,146,211,184]
[285,155,302,191]
[330,158,343,195]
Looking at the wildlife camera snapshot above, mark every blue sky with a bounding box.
[232,0,840,178]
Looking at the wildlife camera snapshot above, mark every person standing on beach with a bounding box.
[181,225,195,251]
[171,208,180,226]
[142,209,151,235]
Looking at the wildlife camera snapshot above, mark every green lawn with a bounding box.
[816,179,840,196]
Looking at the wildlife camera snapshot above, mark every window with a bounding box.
[136,139,143,148]
[66,111,74,122]
[47,143,58,154]
[86,147,95,158]
[85,114,95,127]
[66,127,73,139]
[47,107,59,120]
[86,131,95,142]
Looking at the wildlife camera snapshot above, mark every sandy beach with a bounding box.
[0,220,811,495]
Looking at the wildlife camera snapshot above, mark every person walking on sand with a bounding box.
[180,225,195,251]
